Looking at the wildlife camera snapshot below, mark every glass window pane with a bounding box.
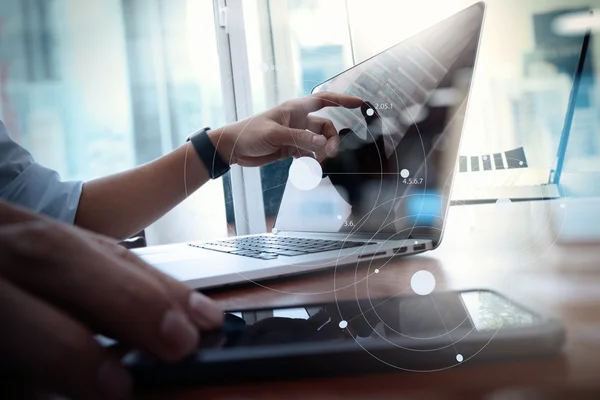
[346,0,600,188]
[0,0,232,243]
[241,0,600,213]
[242,0,354,230]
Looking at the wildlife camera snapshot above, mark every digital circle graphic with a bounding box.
[289,157,323,190]
[410,270,436,295]
[175,19,575,374]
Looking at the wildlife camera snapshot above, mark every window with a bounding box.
[0,0,231,244]
[237,0,354,231]
[346,0,600,172]
[236,0,600,219]
[4,0,597,243]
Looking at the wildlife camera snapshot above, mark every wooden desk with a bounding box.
[144,199,600,399]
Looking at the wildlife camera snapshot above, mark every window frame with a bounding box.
[213,0,267,236]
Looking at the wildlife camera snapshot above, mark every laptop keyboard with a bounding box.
[189,236,368,260]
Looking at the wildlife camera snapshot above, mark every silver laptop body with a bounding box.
[135,3,486,290]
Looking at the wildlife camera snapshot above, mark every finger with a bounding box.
[236,153,282,167]
[306,115,337,139]
[233,146,312,167]
[0,201,44,225]
[279,145,313,159]
[88,233,223,331]
[0,277,132,400]
[307,116,340,159]
[271,127,328,152]
[296,91,364,114]
[122,256,223,332]
[0,222,200,363]
[292,148,316,159]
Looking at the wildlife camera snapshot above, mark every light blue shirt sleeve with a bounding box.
[0,120,83,223]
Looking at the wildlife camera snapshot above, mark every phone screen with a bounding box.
[460,291,537,332]
[204,291,540,350]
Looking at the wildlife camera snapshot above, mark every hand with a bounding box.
[0,205,223,399]
[208,92,364,167]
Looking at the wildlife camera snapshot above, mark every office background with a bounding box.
[0,0,598,245]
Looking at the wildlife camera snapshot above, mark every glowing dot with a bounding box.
[366,108,374,117]
[519,161,524,166]
[414,240,419,245]
[375,269,380,274]
[456,354,464,362]
[560,203,566,209]
[410,270,436,296]
[482,155,488,161]
[339,320,348,329]
[400,169,410,179]
[260,62,270,73]
[337,215,343,220]
[289,157,322,191]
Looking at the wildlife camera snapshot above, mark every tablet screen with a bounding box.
[206,291,539,350]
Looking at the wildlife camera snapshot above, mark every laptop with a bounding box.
[451,23,593,204]
[134,3,486,289]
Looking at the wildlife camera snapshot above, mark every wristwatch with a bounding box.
[186,127,231,179]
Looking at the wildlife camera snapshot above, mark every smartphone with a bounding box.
[124,289,564,386]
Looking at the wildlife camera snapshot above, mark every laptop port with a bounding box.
[414,243,427,251]
[358,251,387,260]
[393,246,408,254]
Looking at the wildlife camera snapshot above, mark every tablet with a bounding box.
[124,289,565,386]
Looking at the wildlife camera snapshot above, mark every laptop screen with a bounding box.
[275,3,485,243]
[558,29,599,196]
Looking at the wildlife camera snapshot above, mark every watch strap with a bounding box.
[186,127,230,179]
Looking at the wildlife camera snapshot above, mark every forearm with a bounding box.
[72,92,363,240]
[74,142,210,239]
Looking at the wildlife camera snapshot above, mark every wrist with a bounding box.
[207,127,236,166]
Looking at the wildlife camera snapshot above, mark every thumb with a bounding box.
[270,127,327,152]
